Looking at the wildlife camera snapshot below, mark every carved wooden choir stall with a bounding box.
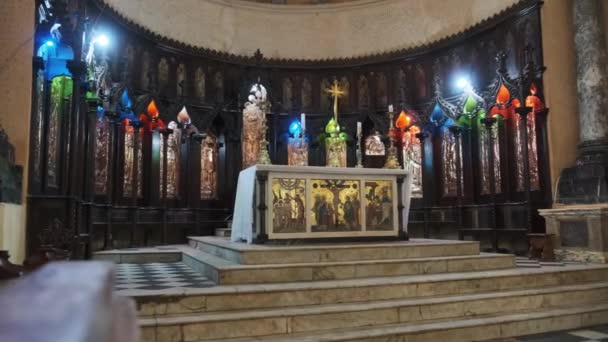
[24,0,551,259]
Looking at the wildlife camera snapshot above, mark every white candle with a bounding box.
[301,113,306,131]
[357,121,362,136]
[388,104,394,113]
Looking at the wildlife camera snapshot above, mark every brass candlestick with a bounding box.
[384,111,401,169]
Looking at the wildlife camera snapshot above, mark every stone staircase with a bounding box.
[105,237,608,341]
[214,220,232,238]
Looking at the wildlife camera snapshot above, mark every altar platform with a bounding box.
[93,236,608,342]
[231,165,412,243]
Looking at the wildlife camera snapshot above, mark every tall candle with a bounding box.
[388,104,394,113]
[357,121,362,136]
[301,113,306,131]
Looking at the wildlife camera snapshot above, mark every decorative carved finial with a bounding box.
[178,80,185,98]
[119,55,129,84]
[522,45,536,80]
[433,73,442,97]
[496,51,508,74]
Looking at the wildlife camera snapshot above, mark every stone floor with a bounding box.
[489,324,608,341]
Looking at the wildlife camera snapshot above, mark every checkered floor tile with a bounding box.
[510,325,608,341]
[114,262,215,291]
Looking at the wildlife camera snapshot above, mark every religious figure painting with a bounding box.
[514,113,540,192]
[282,78,293,110]
[200,133,218,200]
[48,76,73,188]
[94,116,110,195]
[123,123,143,198]
[194,67,206,102]
[158,58,169,92]
[32,71,45,181]
[320,78,330,111]
[160,131,179,199]
[176,63,186,97]
[301,78,312,109]
[415,64,427,99]
[376,73,388,107]
[310,179,361,232]
[339,76,350,109]
[441,127,461,196]
[140,51,150,89]
[271,178,306,233]
[358,75,369,109]
[364,181,394,231]
[479,121,502,195]
[214,71,224,102]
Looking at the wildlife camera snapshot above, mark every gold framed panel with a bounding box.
[266,172,399,239]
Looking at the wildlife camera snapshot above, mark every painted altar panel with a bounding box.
[311,179,361,232]
[271,178,306,233]
[364,180,394,231]
[262,169,403,240]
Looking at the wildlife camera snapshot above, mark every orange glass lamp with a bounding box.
[395,110,411,131]
[395,110,413,144]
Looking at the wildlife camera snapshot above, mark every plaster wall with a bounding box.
[540,0,579,201]
[103,0,519,60]
[0,204,26,264]
[0,0,34,263]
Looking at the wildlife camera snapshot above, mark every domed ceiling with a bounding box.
[101,0,522,61]
[243,0,360,4]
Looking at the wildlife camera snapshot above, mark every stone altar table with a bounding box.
[232,165,412,243]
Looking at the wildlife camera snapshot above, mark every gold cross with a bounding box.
[325,79,346,121]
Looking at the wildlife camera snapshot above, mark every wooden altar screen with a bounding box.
[232,165,412,243]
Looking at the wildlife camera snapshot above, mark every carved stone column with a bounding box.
[543,1,608,263]
[558,0,608,204]
[574,0,608,146]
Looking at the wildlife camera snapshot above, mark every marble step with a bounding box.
[214,228,232,238]
[187,236,481,265]
[139,282,608,341]
[134,264,608,315]
[198,303,608,342]
[93,247,182,264]
[180,245,515,285]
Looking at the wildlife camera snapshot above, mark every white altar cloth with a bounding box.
[232,165,412,244]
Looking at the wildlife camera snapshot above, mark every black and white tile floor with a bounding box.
[114,262,215,292]
[112,257,580,293]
